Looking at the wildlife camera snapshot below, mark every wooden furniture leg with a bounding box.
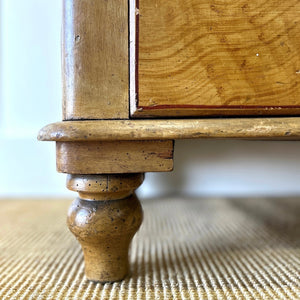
[66,174,144,282]
[50,139,173,282]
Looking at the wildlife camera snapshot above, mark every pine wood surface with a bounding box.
[66,174,144,282]
[62,0,129,120]
[67,195,143,282]
[133,0,300,117]
[56,141,174,174]
[66,174,144,201]
[38,118,300,142]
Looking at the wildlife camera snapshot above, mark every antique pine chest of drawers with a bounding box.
[39,0,300,282]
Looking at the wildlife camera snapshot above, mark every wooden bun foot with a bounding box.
[66,174,144,282]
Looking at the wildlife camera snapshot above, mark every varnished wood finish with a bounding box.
[39,0,300,285]
[56,141,174,174]
[63,0,129,120]
[67,174,144,200]
[67,174,143,282]
[133,0,300,117]
[132,107,300,118]
[39,118,300,142]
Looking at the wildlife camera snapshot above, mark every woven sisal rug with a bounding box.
[0,197,299,299]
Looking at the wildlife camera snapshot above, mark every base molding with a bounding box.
[39,118,300,142]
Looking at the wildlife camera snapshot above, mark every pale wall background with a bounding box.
[1,0,300,199]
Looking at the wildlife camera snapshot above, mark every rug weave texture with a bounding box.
[0,197,299,300]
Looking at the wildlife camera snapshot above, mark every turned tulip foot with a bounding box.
[66,174,144,282]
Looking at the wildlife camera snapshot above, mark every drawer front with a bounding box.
[130,0,300,117]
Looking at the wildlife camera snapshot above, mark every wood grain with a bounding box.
[63,0,129,120]
[133,0,300,117]
[38,118,300,142]
[56,141,174,174]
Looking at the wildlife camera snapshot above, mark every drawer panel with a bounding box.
[130,0,300,117]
